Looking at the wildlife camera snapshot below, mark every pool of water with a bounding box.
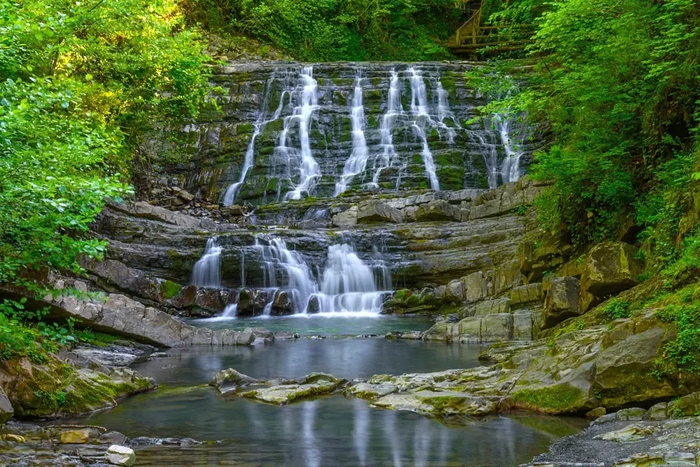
[67,324,588,466]
[189,314,435,336]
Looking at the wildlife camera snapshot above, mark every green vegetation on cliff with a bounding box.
[184,0,462,61]
[473,0,700,268]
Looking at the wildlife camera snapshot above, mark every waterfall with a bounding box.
[191,237,222,287]
[370,69,402,188]
[435,78,457,144]
[495,114,523,183]
[252,236,390,316]
[221,75,276,206]
[315,244,387,315]
[285,66,321,201]
[468,130,500,189]
[407,68,440,191]
[335,73,370,196]
[255,237,319,314]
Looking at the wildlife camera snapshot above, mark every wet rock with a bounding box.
[543,276,581,328]
[209,368,260,393]
[372,390,496,416]
[345,383,397,400]
[271,290,294,315]
[105,445,136,466]
[274,331,299,340]
[307,295,321,314]
[580,242,644,311]
[356,200,405,224]
[241,373,342,405]
[1,434,25,442]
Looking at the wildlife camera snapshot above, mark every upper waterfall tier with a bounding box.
[165,62,541,205]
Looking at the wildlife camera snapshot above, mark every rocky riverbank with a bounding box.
[525,407,700,467]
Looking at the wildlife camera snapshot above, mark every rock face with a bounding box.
[580,242,644,311]
[543,276,582,327]
[356,200,405,224]
[0,388,14,424]
[0,278,259,347]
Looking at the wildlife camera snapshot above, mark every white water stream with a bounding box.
[335,73,370,196]
[191,237,222,287]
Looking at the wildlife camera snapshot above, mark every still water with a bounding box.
[69,320,587,466]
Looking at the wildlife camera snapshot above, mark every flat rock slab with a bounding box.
[372,390,497,416]
[242,381,340,405]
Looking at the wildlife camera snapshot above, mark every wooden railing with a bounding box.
[449,7,534,53]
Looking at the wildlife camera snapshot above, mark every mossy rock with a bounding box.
[160,280,182,300]
[509,384,586,414]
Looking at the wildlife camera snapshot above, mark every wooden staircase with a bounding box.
[447,0,533,55]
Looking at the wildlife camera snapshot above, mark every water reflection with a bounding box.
[72,390,584,466]
[132,339,483,384]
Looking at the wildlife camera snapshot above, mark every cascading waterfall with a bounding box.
[255,237,319,314]
[251,236,390,316]
[285,66,321,201]
[191,237,222,287]
[221,75,276,206]
[335,73,370,196]
[408,68,440,191]
[209,63,535,205]
[370,69,402,189]
[495,113,523,183]
[434,78,458,144]
[315,244,387,315]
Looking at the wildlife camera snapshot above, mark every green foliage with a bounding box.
[0,0,210,285]
[600,298,631,322]
[0,299,78,361]
[473,0,700,249]
[186,0,460,61]
[656,302,700,376]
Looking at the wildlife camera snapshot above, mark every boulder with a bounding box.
[513,311,534,341]
[414,200,462,222]
[0,388,13,424]
[209,368,260,393]
[356,201,405,224]
[463,271,489,303]
[580,242,644,311]
[98,432,129,445]
[481,314,513,342]
[644,402,668,420]
[445,280,465,303]
[543,277,582,328]
[593,326,677,407]
[105,445,136,466]
[332,206,358,228]
[60,429,91,444]
[670,392,700,417]
[615,407,647,421]
[585,407,606,420]
[271,290,294,315]
[241,373,342,405]
[594,423,656,442]
[373,390,496,416]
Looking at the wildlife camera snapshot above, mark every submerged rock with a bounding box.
[344,383,397,400]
